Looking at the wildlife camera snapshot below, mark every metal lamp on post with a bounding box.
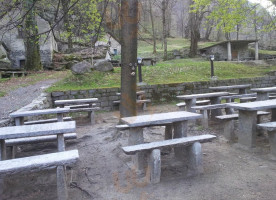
[210,55,215,78]
[137,57,143,83]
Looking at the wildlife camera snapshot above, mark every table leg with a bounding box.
[238,110,257,148]
[257,92,269,101]
[57,114,64,122]
[128,128,144,172]
[210,97,222,119]
[185,99,196,112]
[267,130,276,158]
[57,134,65,152]
[173,121,188,159]
[0,140,6,161]
[271,108,276,122]
[239,88,246,94]
[15,117,24,126]
[165,125,173,140]
[225,99,235,114]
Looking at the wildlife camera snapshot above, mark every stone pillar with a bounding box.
[185,99,196,113]
[128,128,145,172]
[255,41,259,60]
[210,97,222,119]
[15,117,24,126]
[271,108,276,122]
[200,110,208,129]
[187,142,203,176]
[0,140,6,161]
[56,166,68,200]
[227,41,232,61]
[223,120,235,141]
[257,92,269,101]
[238,110,257,148]
[148,149,161,184]
[173,121,188,159]
[165,125,173,140]
[268,130,276,158]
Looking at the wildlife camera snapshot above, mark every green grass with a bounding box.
[0,91,5,97]
[47,59,276,92]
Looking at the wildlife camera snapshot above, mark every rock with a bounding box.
[71,61,93,75]
[93,60,114,72]
[0,58,11,69]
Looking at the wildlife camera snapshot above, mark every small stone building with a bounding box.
[0,16,57,69]
[199,40,259,61]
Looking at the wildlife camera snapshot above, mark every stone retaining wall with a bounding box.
[51,76,276,111]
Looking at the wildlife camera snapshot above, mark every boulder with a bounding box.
[71,61,93,75]
[0,59,11,70]
[93,60,114,72]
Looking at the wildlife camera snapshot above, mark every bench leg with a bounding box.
[148,149,161,184]
[268,130,276,158]
[0,140,6,161]
[187,142,203,176]
[223,120,235,141]
[225,99,235,114]
[129,128,145,172]
[200,110,208,129]
[142,103,147,111]
[0,178,4,199]
[186,99,196,113]
[15,117,24,126]
[271,108,276,122]
[89,111,95,125]
[173,121,188,159]
[57,166,68,200]
[165,125,173,140]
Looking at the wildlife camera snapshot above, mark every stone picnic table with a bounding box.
[121,111,202,171]
[177,92,229,117]
[0,121,76,160]
[209,84,251,94]
[10,108,70,126]
[228,99,276,148]
[116,91,145,100]
[55,98,98,107]
[251,86,276,101]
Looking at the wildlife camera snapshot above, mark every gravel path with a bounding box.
[0,79,58,120]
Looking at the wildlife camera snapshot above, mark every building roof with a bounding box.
[200,40,258,50]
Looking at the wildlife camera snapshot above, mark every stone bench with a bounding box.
[113,99,151,111]
[240,97,257,103]
[176,100,210,111]
[122,134,216,184]
[257,122,276,159]
[221,93,256,103]
[216,111,270,141]
[24,117,72,125]
[191,103,237,128]
[55,98,99,125]
[0,150,79,200]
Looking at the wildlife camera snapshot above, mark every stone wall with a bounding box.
[51,76,276,111]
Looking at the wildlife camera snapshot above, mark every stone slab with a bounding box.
[228,99,276,111]
[121,111,202,128]
[191,103,237,110]
[65,107,100,113]
[10,108,70,118]
[257,122,276,131]
[177,92,229,100]
[209,84,251,90]
[251,87,276,93]
[221,93,256,100]
[122,134,216,155]
[0,121,76,140]
[24,117,72,125]
[55,98,98,105]
[0,150,79,176]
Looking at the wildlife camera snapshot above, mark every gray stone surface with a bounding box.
[55,98,98,105]
[149,149,161,184]
[0,150,79,175]
[228,99,276,111]
[10,108,70,118]
[71,61,93,75]
[57,166,68,200]
[0,121,76,140]
[121,111,202,128]
[187,142,203,176]
[93,60,114,72]
[122,134,216,155]
[177,92,229,100]
[251,86,276,93]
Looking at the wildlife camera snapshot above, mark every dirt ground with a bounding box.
[1,104,276,200]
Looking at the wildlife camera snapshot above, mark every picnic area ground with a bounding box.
[2,103,276,200]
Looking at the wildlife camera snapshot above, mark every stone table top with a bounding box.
[0,121,76,140]
[251,87,276,93]
[55,98,98,105]
[10,107,70,118]
[228,99,276,111]
[177,92,229,100]
[121,111,202,128]
[209,84,251,90]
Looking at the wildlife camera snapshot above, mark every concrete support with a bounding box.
[255,41,259,60]
[57,134,66,152]
[56,166,68,200]
[227,41,232,61]
[15,117,24,126]
[0,140,6,161]
[185,99,196,112]
[128,128,145,171]
[187,142,203,176]
[225,99,235,114]
[173,121,188,159]
[200,110,208,129]
[223,120,235,141]
[89,111,95,125]
[257,93,269,101]
[148,149,161,184]
[267,130,276,158]
[271,108,276,122]
[57,114,64,122]
[238,110,257,148]
[210,97,222,119]
[165,125,173,140]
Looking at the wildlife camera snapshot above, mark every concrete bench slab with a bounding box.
[10,108,70,118]
[257,122,276,158]
[65,104,90,109]
[24,117,72,125]
[55,98,98,105]
[113,100,151,111]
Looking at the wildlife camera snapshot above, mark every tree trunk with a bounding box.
[162,0,167,60]
[24,0,42,71]
[61,0,73,51]
[120,0,138,118]
[148,0,156,54]
[189,12,200,57]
